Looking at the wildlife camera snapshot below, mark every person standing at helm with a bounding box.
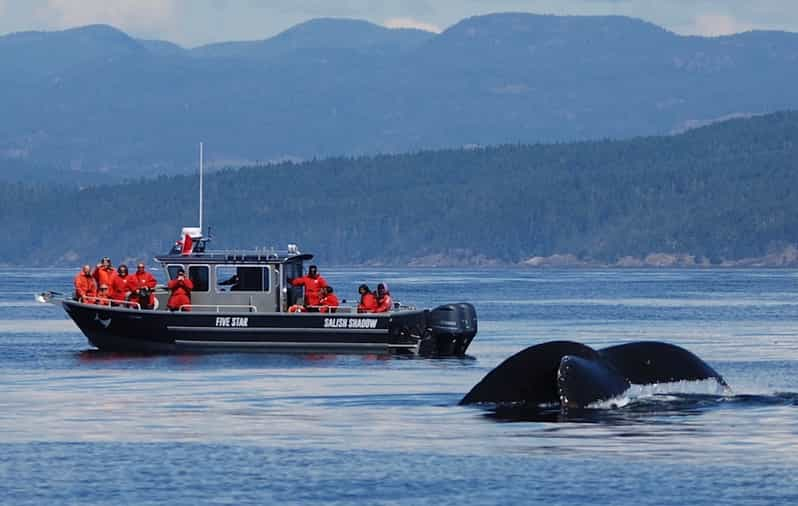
[357,284,378,313]
[74,265,97,303]
[289,265,328,309]
[167,268,194,311]
[92,257,116,289]
[374,283,393,313]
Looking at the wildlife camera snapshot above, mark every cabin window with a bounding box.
[166,265,184,280]
[188,266,209,292]
[284,262,303,281]
[215,265,270,292]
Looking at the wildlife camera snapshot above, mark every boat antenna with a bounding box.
[199,141,204,233]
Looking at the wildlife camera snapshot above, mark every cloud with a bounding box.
[383,17,441,33]
[689,13,753,36]
[40,0,178,34]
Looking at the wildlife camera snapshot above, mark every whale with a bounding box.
[460,341,728,409]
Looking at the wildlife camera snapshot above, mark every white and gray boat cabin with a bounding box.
[155,227,320,314]
[54,227,478,356]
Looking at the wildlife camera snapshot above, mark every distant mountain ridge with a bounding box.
[191,18,434,60]
[1,13,798,179]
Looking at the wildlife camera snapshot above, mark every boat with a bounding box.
[42,227,477,355]
[39,144,477,355]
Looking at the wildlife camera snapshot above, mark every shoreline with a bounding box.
[5,248,798,269]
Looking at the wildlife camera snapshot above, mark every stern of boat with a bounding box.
[420,303,478,356]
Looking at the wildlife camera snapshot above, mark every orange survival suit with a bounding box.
[167,273,194,311]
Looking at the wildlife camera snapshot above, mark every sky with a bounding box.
[0,0,796,47]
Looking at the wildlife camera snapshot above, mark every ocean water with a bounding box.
[1,267,797,505]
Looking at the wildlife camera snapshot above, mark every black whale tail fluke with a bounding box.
[459,341,599,406]
[461,340,728,409]
[598,341,728,388]
[557,354,630,409]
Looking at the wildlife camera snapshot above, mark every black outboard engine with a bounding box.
[420,303,478,356]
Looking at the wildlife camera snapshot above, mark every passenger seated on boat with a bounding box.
[167,268,194,311]
[357,284,378,313]
[374,283,393,313]
[74,265,97,303]
[319,286,340,313]
[94,285,111,306]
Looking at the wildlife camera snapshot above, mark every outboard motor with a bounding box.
[421,303,478,356]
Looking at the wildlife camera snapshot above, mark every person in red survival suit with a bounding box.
[74,264,97,302]
[167,268,194,311]
[129,262,158,309]
[109,264,135,305]
[374,283,393,313]
[357,284,378,313]
[94,284,111,305]
[289,265,328,310]
[318,286,340,313]
[92,257,116,289]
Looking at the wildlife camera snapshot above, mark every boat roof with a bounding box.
[158,227,313,266]
[155,251,313,266]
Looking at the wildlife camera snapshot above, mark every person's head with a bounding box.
[358,284,370,295]
[177,268,186,278]
[308,265,318,277]
[377,283,388,296]
[99,284,109,294]
[136,263,146,273]
[102,256,112,268]
[81,265,91,275]
[117,264,128,276]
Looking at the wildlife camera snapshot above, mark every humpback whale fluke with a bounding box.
[460,341,727,409]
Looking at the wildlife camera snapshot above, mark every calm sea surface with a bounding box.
[1,268,797,505]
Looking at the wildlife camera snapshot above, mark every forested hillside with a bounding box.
[2,14,798,180]
[1,112,797,266]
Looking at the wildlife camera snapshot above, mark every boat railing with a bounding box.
[303,304,415,313]
[84,297,141,310]
[180,304,258,313]
[165,248,296,261]
[304,305,355,314]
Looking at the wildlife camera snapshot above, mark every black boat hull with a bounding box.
[62,300,477,356]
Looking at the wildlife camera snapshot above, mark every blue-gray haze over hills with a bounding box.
[2,111,797,266]
[2,12,798,180]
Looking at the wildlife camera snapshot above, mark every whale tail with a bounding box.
[598,342,727,387]
[461,341,727,409]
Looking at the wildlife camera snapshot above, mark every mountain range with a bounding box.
[1,13,798,180]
